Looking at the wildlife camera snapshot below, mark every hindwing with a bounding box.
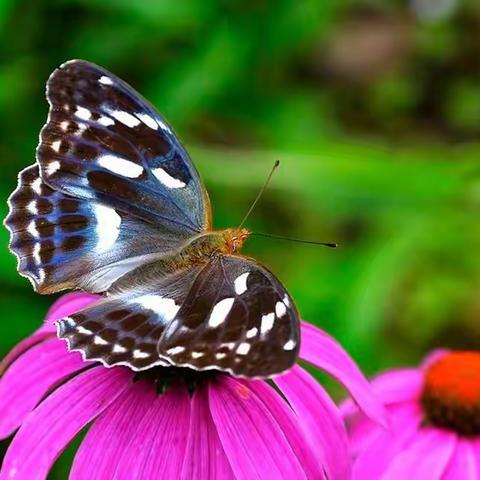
[57,256,300,378]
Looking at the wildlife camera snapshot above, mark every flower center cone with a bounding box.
[421,351,480,436]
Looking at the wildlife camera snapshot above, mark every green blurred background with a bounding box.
[1,0,480,473]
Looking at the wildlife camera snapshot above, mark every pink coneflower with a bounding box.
[0,293,385,480]
[343,350,480,479]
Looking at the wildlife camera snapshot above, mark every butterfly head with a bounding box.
[222,228,250,253]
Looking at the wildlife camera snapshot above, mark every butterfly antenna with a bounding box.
[238,160,280,229]
[251,232,338,248]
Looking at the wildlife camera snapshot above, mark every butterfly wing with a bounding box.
[5,165,182,293]
[38,59,210,232]
[57,266,203,370]
[57,255,300,378]
[6,60,211,293]
[158,255,300,378]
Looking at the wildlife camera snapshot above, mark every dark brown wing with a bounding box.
[56,255,300,378]
[56,266,202,370]
[5,59,212,293]
[39,59,210,231]
[5,165,180,293]
[158,255,300,378]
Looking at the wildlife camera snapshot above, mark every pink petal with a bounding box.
[382,429,457,480]
[352,403,421,479]
[370,369,424,404]
[0,332,54,374]
[0,366,131,480]
[43,292,100,331]
[443,439,479,480]
[70,380,156,480]
[352,430,395,479]
[346,414,380,456]
[0,339,85,439]
[300,321,387,427]
[274,365,350,480]
[245,379,325,479]
[349,400,421,455]
[209,376,307,480]
[113,384,191,479]
[180,384,235,480]
[342,368,423,417]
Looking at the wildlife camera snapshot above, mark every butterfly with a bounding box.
[4,60,300,378]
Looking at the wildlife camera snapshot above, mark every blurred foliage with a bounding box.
[1,0,480,476]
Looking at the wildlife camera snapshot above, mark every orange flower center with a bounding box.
[421,351,480,436]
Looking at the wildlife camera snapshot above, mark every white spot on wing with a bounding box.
[157,119,171,132]
[110,110,141,128]
[136,112,158,130]
[236,342,251,355]
[94,336,108,345]
[77,326,93,335]
[97,155,143,178]
[283,294,290,307]
[284,340,296,351]
[234,272,249,295]
[216,352,227,360]
[51,140,61,152]
[46,160,61,176]
[275,301,287,318]
[27,221,39,238]
[32,242,41,263]
[93,204,121,252]
[37,269,46,284]
[246,327,258,338]
[136,295,180,322]
[152,167,186,189]
[133,349,150,359]
[31,177,42,195]
[260,313,275,334]
[27,201,38,215]
[60,121,69,131]
[75,123,87,136]
[98,116,115,127]
[113,344,127,353]
[75,106,91,121]
[99,75,114,85]
[166,346,185,355]
[191,351,204,359]
[208,297,235,328]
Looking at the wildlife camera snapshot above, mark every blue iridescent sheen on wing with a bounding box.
[5,165,182,293]
[6,60,212,293]
[38,60,210,233]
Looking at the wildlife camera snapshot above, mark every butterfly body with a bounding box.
[154,227,250,274]
[5,60,300,378]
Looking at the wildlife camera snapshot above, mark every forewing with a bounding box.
[158,255,300,378]
[38,59,210,233]
[5,165,181,293]
[5,59,212,293]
